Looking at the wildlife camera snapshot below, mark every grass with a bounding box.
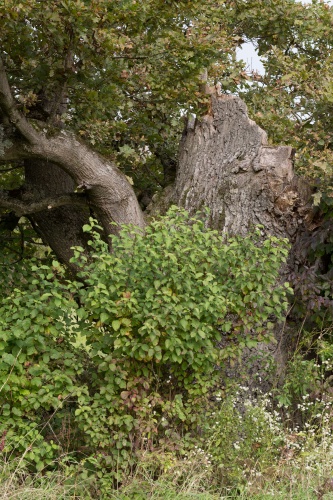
[1,438,333,500]
[2,369,333,499]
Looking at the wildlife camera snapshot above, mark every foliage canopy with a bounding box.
[0,0,241,189]
[1,1,333,204]
[1,1,333,262]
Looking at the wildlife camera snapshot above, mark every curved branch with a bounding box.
[0,56,39,144]
[21,131,145,231]
[0,191,88,216]
[0,126,145,234]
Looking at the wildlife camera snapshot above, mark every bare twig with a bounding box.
[0,164,24,173]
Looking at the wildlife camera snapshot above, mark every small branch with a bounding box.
[0,164,24,173]
[0,56,39,144]
[108,50,168,61]
[0,191,88,216]
[47,44,74,123]
[110,54,149,60]
[290,110,313,129]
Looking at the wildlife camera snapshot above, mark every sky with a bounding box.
[237,0,332,74]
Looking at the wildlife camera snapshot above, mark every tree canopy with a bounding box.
[0,0,240,189]
[1,1,333,264]
[238,0,333,206]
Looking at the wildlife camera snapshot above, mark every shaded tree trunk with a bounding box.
[24,160,91,267]
[0,130,146,267]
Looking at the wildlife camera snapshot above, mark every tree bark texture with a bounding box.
[152,95,313,245]
[149,95,317,388]
[0,131,146,267]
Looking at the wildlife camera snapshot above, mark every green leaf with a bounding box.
[100,312,109,323]
[2,353,16,365]
[180,319,188,331]
[112,320,121,331]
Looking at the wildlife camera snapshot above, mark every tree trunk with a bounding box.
[152,95,313,242]
[149,94,317,389]
[24,160,92,267]
[0,50,324,388]
[0,130,146,268]
[1,51,324,387]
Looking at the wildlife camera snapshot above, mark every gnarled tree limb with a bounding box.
[0,56,145,237]
[0,54,145,267]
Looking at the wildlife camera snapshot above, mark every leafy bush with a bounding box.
[0,257,89,471]
[0,207,291,483]
[2,383,333,499]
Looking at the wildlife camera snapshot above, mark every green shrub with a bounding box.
[0,207,291,484]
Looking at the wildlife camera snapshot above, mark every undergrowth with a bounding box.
[1,373,333,499]
[0,208,332,498]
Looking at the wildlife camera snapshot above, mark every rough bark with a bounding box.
[24,160,92,267]
[0,130,146,266]
[6,131,145,230]
[151,95,313,242]
[148,94,317,388]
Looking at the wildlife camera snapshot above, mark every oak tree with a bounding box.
[0,0,242,266]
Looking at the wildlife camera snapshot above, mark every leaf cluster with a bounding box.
[237,1,333,203]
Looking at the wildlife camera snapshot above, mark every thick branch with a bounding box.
[0,56,39,144]
[19,131,145,231]
[0,126,145,234]
[0,191,88,216]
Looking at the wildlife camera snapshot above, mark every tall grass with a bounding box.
[1,390,333,500]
